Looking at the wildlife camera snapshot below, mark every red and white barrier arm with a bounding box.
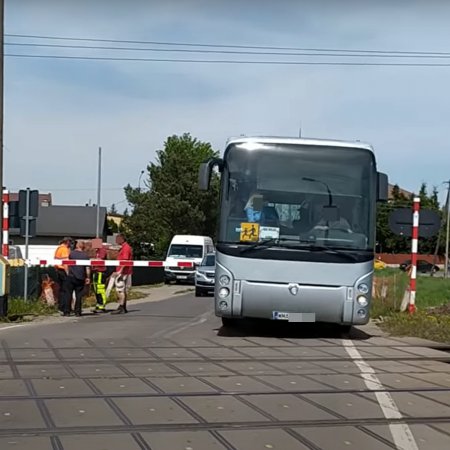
[26,259,194,268]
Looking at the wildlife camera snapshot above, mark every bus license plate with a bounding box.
[273,311,289,320]
[272,312,316,322]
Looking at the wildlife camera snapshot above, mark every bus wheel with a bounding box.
[221,317,237,328]
[338,324,352,334]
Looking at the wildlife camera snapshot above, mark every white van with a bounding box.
[164,235,215,284]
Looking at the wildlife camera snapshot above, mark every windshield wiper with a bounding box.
[240,237,297,254]
[302,244,359,261]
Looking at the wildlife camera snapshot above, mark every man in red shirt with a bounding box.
[111,233,133,314]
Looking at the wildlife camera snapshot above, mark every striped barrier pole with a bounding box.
[25,259,194,268]
[2,189,9,258]
[408,197,420,314]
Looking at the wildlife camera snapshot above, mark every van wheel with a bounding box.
[195,287,203,297]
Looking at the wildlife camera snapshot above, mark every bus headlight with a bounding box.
[358,283,369,294]
[218,287,230,298]
[357,309,367,318]
[219,300,228,310]
[357,296,368,307]
[219,275,230,286]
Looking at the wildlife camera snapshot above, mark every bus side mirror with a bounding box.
[377,172,388,202]
[198,158,223,191]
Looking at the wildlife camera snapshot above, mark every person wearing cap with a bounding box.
[54,237,72,315]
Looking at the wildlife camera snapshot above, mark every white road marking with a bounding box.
[342,339,419,450]
[0,324,24,332]
[150,311,211,339]
[163,311,210,338]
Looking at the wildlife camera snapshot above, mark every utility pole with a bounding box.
[0,0,4,249]
[96,147,102,238]
[444,181,450,278]
[23,188,30,301]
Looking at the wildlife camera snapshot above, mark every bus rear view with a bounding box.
[199,137,388,329]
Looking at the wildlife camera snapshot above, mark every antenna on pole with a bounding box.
[96,147,102,238]
[0,0,4,249]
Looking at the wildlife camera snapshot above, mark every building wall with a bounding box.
[107,215,124,226]
[11,236,62,246]
[11,232,108,246]
[8,192,52,206]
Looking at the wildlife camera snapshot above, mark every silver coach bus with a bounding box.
[199,137,388,329]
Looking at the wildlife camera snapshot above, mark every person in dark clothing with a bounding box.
[65,240,90,317]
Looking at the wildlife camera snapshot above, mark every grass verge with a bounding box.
[372,270,450,344]
[2,298,57,322]
[82,288,147,308]
[1,287,149,323]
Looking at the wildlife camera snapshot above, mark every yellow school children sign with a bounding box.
[240,222,260,242]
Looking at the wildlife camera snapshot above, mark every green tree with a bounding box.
[123,133,220,258]
[107,218,119,234]
[109,203,118,215]
[376,184,409,253]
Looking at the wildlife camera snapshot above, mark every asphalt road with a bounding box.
[1,287,450,450]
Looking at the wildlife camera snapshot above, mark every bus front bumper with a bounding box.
[217,280,370,325]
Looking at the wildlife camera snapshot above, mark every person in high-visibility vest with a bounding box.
[54,237,72,315]
[91,241,108,313]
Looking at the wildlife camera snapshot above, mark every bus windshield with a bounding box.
[220,143,376,251]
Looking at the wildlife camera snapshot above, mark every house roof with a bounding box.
[8,192,52,205]
[10,205,108,237]
[388,184,413,199]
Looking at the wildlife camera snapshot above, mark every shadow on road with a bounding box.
[215,319,371,341]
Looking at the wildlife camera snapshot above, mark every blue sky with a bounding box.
[4,0,450,211]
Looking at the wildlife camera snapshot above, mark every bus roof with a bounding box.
[225,136,374,152]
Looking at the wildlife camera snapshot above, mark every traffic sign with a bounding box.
[18,189,39,218]
[389,208,441,238]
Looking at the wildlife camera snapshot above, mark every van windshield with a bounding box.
[202,254,216,266]
[168,244,203,258]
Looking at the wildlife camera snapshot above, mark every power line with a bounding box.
[105,198,129,210]
[6,32,450,56]
[6,53,450,66]
[39,187,124,192]
[9,53,450,66]
[5,41,450,59]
